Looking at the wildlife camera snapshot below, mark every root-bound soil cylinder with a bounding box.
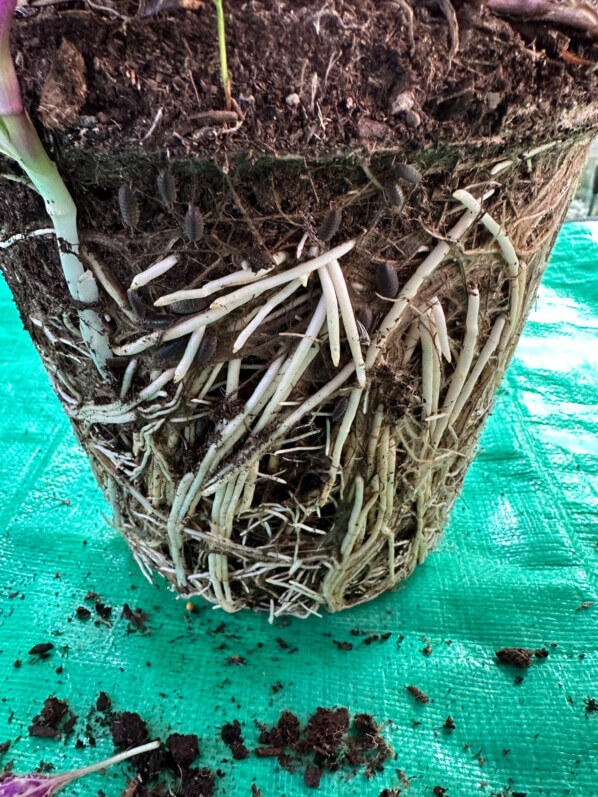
[2,2,598,617]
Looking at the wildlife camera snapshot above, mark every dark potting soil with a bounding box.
[405,685,429,704]
[28,643,54,658]
[220,720,249,760]
[96,691,112,713]
[11,1,598,167]
[496,647,533,669]
[110,711,150,748]
[166,732,200,768]
[28,696,76,741]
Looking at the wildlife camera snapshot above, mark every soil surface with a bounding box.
[10,0,598,165]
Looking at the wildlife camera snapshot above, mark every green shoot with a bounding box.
[212,0,231,111]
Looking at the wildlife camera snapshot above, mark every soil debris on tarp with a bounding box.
[220,720,249,761]
[29,696,76,740]
[496,648,533,669]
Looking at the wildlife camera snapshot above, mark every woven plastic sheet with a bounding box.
[0,221,597,796]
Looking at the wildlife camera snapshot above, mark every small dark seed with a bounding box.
[375,261,399,299]
[394,163,422,185]
[382,179,404,209]
[356,306,373,331]
[331,395,349,423]
[157,169,176,206]
[156,337,189,362]
[127,289,145,317]
[317,208,341,243]
[195,329,217,366]
[118,183,139,229]
[246,246,274,273]
[142,314,173,330]
[184,204,204,244]
[169,298,210,315]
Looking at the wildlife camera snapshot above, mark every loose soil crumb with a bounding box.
[267,711,301,749]
[304,707,350,760]
[406,686,429,704]
[304,763,323,789]
[180,767,215,797]
[166,733,199,768]
[96,692,112,713]
[220,721,249,760]
[28,643,54,658]
[333,640,353,651]
[496,648,533,669]
[443,717,455,731]
[585,697,598,713]
[75,606,91,620]
[533,648,549,659]
[110,712,150,748]
[122,603,150,631]
[29,696,76,740]
[353,714,378,737]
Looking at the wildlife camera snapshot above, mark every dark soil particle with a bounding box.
[110,711,150,749]
[354,714,378,737]
[123,603,150,631]
[433,788,448,796]
[226,655,246,666]
[379,790,400,797]
[136,748,165,783]
[95,601,112,619]
[255,747,282,758]
[406,686,429,704]
[28,643,54,657]
[29,696,75,740]
[304,708,350,759]
[443,717,456,731]
[167,733,199,768]
[96,692,112,713]
[179,767,215,797]
[75,606,91,620]
[220,721,249,761]
[304,763,323,789]
[275,638,289,650]
[496,648,533,669]
[333,640,353,650]
[266,711,301,749]
[533,648,549,659]
[0,741,10,757]
[585,697,598,713]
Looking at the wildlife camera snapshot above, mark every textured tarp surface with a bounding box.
[0,222,597,796]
